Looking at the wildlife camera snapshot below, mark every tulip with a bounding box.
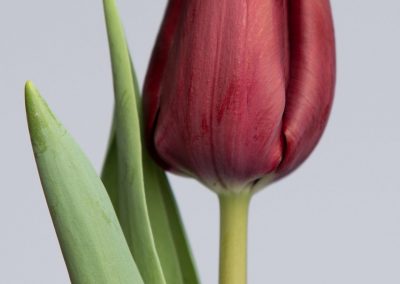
[143,1,335,283]
[143,0,335,193]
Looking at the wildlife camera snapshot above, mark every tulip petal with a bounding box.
[278,0,336,176]
[25,82,144,284]
[143,0,183,169]
[151,0,287,190]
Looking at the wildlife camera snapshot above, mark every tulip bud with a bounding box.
[143,0,335,193]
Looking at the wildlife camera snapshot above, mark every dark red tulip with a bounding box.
[143,0,336,192]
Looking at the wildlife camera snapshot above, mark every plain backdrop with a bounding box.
[1,1,400,283]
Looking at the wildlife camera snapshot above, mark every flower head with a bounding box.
[143,0,336,192]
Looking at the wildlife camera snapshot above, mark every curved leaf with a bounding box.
[103,0,166,283]
[101,125,118,211]
[143,159,200,284]
[25,81,143,284]
[101,1,200,283]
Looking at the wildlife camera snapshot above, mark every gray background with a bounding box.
[1,0,399,283]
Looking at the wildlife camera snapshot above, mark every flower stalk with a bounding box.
[219,192,251,284]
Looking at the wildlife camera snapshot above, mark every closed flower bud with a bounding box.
[143,0,336,193]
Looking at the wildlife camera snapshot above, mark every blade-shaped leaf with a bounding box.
[103,0,166,283]
[143,158,200,284]
[25,81,143,284]
[101,124,118,211]
[101,1,200,283]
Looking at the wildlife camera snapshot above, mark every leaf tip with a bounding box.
[24,80,42,115]
[25,81,61,154]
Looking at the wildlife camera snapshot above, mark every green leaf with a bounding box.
[101,122,118,211]
[103,0,166,283]
[25,81,143,284]
[101,1,200,283]
[143,159,201,284]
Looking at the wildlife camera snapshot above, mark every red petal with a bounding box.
[143,0,183,169]
[153,0,287,189]
[278,0,336,176]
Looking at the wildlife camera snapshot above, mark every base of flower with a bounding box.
[218,192,251,284]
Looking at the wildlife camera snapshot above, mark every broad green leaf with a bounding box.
[25,81,143,284]
[101,1,200,283]
[103,0,166,283]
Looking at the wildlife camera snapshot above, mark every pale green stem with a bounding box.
[218,192,251,284]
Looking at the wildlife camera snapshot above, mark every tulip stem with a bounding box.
[218,192,251,284]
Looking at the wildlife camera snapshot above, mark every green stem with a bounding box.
[218,192,251,284]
